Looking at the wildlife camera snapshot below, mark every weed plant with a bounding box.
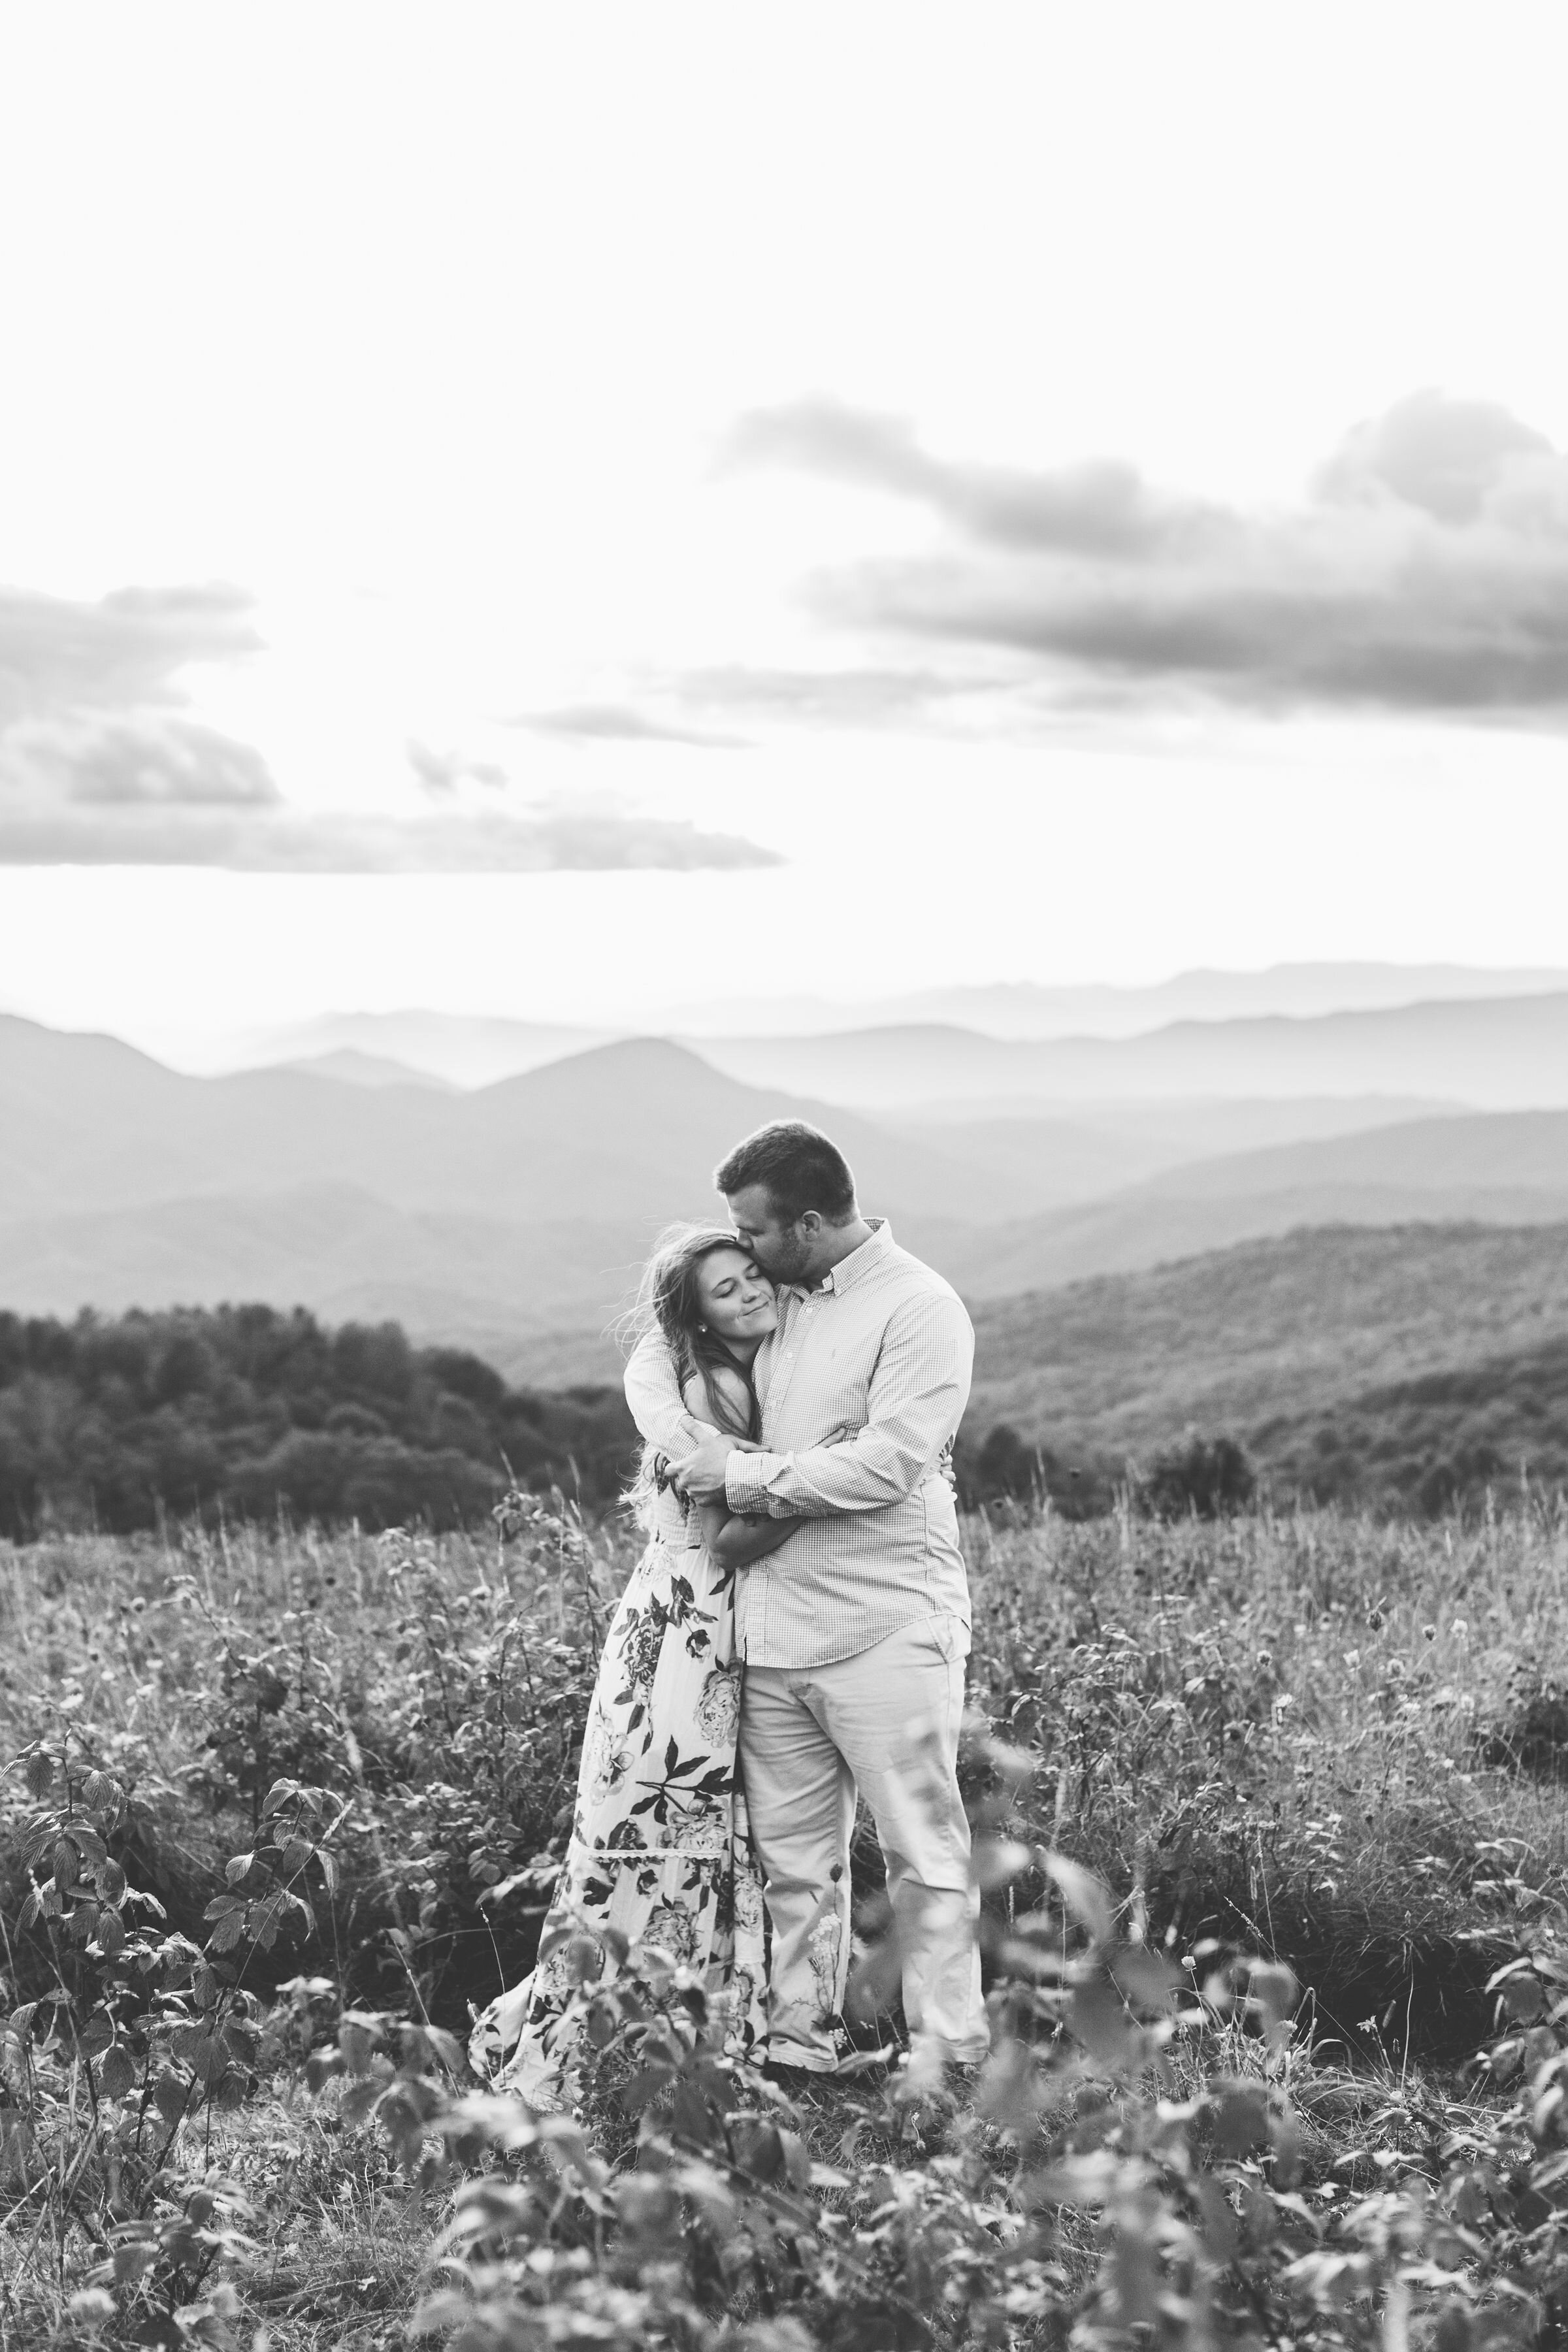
[4,1489,1568,2348]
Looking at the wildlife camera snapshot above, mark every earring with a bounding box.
[698,1323,708,1333]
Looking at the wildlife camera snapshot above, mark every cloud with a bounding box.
[0,581,261,725]
[11,713,282,807]
[407,739,510,795]
[524,670,1003,742]
[0,581,781,870]
[0,802,783,871]
[723,396,1205,557]
[720,389,1568,723]
[1315,393,1559,524]
[678,664,978,729]
[515,700,749,749]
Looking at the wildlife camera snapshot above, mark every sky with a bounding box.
[2,3,1567,1049]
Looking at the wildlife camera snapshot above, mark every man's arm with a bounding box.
[721,1292,973,1520]
[623,1326,710,1456]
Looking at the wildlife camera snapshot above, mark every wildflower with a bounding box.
[1343,1650,1360,1668]
[1452,1618,1469,1638]
[1422,1624,1436,1641]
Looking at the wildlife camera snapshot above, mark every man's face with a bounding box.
[725,1183,813,1284]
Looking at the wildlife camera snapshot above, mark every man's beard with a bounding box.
[755,1230,811,1284]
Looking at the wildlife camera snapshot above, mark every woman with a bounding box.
[469,1223,801,2105]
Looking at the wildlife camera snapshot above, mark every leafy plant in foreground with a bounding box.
[2,1705,343,2348]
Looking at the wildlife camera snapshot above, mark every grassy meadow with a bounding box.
[5,1491,1568,2349]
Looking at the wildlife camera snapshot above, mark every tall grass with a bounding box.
[965,1494,1568,2058]
[3,1494,1567,2348]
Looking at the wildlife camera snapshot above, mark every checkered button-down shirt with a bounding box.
[623,1221,974,1667]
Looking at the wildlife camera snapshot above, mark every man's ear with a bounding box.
[798,1211,823,1238]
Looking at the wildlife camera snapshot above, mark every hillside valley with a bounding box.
[966,1222,1568,1511]
[9,1011,1568,1389]
[7,1004,1568,1501]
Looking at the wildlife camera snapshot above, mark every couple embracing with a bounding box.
[472,1119,988,2099]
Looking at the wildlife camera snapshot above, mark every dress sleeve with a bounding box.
[623,1326,711,1455]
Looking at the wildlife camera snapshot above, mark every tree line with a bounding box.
[15,1294,1538,1537]
[0,1304,638,1539]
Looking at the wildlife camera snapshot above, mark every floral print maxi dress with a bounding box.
[469,1475,768,2102]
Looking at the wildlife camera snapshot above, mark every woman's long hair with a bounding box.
[621,1222,766,1531]
[627,1222,764,1441]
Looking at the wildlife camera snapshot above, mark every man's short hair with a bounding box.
[714,1121,857,1225]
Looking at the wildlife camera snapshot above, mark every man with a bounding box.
[624,1119,988,2082]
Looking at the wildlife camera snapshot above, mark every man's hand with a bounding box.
[672,1430,743,1501]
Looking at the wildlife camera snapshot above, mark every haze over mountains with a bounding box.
[689,993,1568,1114]
[158,960,1568,1085]
[6,964,1568,1400]
[668,963,1568,1046]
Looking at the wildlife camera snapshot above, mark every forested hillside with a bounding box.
[0,1305,636,1537]
[964,1223,1568,1516]
[1252,1331,1568,1514]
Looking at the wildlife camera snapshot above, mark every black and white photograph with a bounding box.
[4,8,1568,2347]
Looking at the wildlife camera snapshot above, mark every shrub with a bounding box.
[1142,1433,1257,1518]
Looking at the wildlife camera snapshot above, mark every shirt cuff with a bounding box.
[725,1452,778,1515]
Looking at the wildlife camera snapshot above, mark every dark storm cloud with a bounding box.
[720,389,1568,723]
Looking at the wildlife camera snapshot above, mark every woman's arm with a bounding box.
[696,1499,806,1569]
[672,1365,796,1563]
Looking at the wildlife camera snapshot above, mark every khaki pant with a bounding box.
[738,1614,988,2072]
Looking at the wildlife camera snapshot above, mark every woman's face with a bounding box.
[694,1247,777,1347]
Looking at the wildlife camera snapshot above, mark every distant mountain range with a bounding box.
[0,1016,1054,1374]
[235,1009,611,1087]
[7,1005,1568,1395]
[930,1107,1568,1301]
[8,996,1568,1510]
[662,962,1568,1043]
[284,1049,457,1090]
[689,993,1568,1114]
[136,961,1568,1086]
[0,1016,1047,1227]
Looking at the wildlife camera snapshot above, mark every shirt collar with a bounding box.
[817,1217,892,1295]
